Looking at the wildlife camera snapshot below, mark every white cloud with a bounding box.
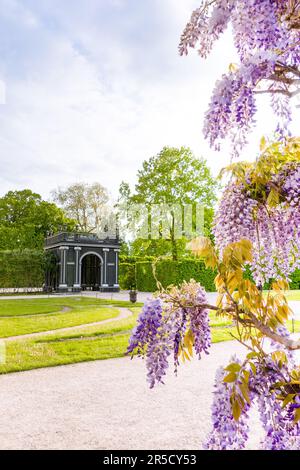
[0,0,299,203]
[0,80,6,104]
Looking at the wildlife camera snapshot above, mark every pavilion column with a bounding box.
[73,247,82,289]
[102,248,109,287]
[114,248,120,287]
[59,246,69,290]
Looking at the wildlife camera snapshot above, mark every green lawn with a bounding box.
[0,297,99,316]
[0,296,143,337]
[0,307,239,374]
[0,307,120,338]
[0,297,298,375]
[0,297,143,317]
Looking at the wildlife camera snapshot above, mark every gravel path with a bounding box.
[3,307,132,342]
[0,340,265,450]
[0,294,299,449]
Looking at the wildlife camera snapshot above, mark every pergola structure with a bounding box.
[44,231,121,292]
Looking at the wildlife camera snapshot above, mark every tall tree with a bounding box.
[52,182,109,232]
[0,189,75,250]
[120,147,218,260]
[179,1,300,153]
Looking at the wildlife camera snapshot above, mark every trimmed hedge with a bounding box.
[119,255,155,263]
[120,259,216,292]
[0,250,299,292]
[288,270,300,290]
[136,259,216,292]
[0,250,46,288]
[120,260,300,292]
[119,262,136,290]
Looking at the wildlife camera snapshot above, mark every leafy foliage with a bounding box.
[129,238,300,448]
[52,182,109,232]
[118,146,218,260]
[0,189,75,250]
[0,250,49,288]
[119,262,136,290]
[119,258,300,292]
[119,258,216,292]
[214,138,300,285]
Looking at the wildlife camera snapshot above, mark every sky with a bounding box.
[0,0,299,202]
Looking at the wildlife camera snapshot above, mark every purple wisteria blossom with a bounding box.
[128,281,211,388]
[127,298,163,356]
[184,284,211,358]
[205,352,300,450]
[214,162,300,285]
[204,358,250,450]
[179,0,300,151]
[251,358,300,450]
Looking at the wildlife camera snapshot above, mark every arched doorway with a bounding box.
[80,253,102,290]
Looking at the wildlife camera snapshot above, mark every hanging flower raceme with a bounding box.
[127,298,172,388]
[127,298,163,355]
[214,140,300,285]
[251,352,300,450]
[204,359,251,450]
[179,0,300,152]
[127,280,211,388]
[205,346,300,450]
[129,239,300,449]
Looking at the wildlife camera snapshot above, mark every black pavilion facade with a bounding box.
[44,231,121,292]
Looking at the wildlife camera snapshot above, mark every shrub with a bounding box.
[135,258,216,292]
[290,269,300,289]
[119,263,136,290]
[121,259,300,292]
[0,250,46,287]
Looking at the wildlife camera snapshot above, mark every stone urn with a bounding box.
[129,290,137,303]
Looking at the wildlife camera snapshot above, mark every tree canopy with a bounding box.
[52,182,109,233]
[119,146,218,260]
[133,146,217,207]
[0,189,75,250]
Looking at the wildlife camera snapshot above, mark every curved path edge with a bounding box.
[2,307,133,342]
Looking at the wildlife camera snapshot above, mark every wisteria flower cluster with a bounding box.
[206,345,300,450]
[204,359,251,450]
[179,0,300,152]
[128,280,210,388]
[214,141,300,285]
[130,238,300,450]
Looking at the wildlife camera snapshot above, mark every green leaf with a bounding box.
[225,363,241,373]
[242,369,250,383]
[260,136,267,151]
[239,383,251,405]
[282,394,295,408]
[232,399,241,421]
[223,372,237,383]
[246,352,258,359]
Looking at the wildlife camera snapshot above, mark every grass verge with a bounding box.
[0,307,120,338]
[0,296,142,337]
[0,303,299,375]
[0,296,142,317]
